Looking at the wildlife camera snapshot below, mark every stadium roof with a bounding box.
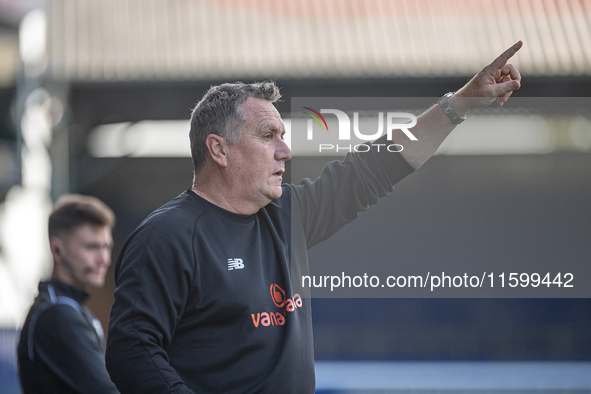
[46,0,591,82]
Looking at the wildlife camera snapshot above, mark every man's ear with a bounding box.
[49,236,64,261]
[205,134,229,168]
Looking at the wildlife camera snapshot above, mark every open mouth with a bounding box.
[273,169,284,177]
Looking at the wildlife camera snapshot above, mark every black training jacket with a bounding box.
[17,280,119,393]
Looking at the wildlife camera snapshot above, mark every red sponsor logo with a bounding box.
[270,283,286,308]
[251,283,302,328]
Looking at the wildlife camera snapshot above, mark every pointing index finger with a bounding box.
[490,41,523,69]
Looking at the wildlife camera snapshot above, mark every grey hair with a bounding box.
[189,81,281,175]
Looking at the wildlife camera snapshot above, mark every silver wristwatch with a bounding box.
[438,92,466,124]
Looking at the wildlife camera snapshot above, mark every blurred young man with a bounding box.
[18,194,119,393]
[107,43,522,393]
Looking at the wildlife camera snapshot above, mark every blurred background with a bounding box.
[0,0,590,392]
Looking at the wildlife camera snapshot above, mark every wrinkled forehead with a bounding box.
[240,97,285,132]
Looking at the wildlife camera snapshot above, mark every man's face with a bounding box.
[227,97,292,208]
[53,224,113,291]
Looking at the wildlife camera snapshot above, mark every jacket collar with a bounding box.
[39,280,90,304]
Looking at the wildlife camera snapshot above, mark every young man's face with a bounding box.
[52,224,113,291]
[227,97,292,208]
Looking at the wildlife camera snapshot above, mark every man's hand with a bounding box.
[452,41,523,113]
[393,41,523,169]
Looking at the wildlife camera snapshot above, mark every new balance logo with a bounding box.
[228,258,244,270]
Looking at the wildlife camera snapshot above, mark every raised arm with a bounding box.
[398,41,523,169]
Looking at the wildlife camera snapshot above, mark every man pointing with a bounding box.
[106,42,522,393]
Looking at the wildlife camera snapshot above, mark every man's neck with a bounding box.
[190,182,262,216]
[51,271,91,294]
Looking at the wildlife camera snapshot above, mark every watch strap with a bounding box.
[438,92,466,124]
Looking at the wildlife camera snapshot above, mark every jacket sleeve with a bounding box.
[106,219,196,394]
[292,135,415,249]
[34,305,119,394]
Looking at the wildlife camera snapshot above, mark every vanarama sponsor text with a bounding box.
[251,284,303,328]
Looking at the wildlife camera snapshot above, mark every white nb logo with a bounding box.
[228,258,244,270]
